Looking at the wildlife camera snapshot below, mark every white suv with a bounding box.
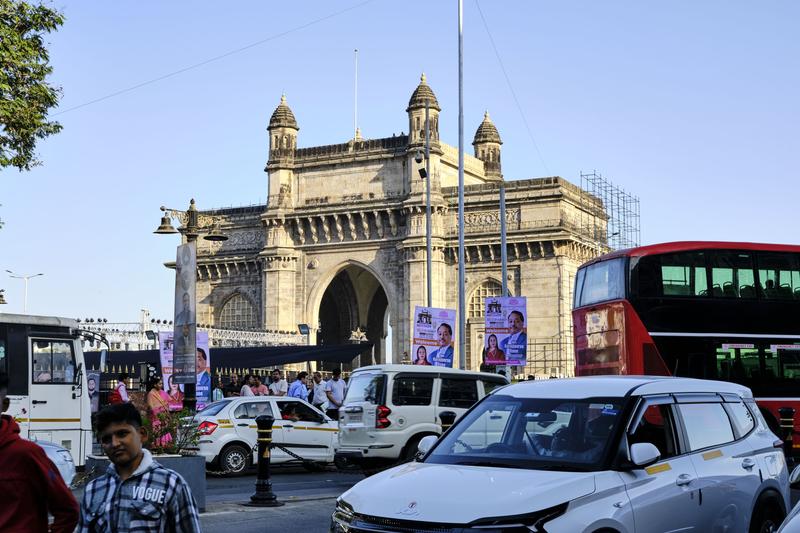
[193,396,338,475]
[333,376,789,532]
[335,364,508,470]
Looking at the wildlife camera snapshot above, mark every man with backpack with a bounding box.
[108,373,130,405]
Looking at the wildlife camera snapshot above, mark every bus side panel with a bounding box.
[574,300,671,377]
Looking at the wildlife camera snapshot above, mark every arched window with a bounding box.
[469,280,504,318]
[218,293,258,329]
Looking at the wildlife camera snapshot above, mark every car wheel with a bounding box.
[219,444,251,476]
[401,435,426,463]
[749,498,784,533]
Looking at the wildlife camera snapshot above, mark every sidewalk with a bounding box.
[201,492,339,532]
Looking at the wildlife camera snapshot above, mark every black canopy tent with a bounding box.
[83,342,373,371]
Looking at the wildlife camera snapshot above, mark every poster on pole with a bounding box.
[484,296,527,366]
[172,241,197,384]
[159,330,211,410]
[412,306,456,367]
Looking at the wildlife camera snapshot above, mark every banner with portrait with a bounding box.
[173,241,197,384]
[412,306,456,367]
[484,296,527,366]
[159,330,211,410]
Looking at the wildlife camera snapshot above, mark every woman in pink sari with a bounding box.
[147,376,173,447]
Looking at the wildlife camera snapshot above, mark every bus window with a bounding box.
[710,252,755,299]
[757,252,800,300]
[636,252,707,298]
[32,340,76,384]
[578,258,625,306]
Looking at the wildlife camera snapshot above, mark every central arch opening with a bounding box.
[317,265,389,370]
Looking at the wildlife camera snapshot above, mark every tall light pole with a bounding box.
[6,270,44,313]
[457,0,466,370]
[154,199,227,412]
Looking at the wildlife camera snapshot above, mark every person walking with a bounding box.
[311,371,327,410]
[324,368,346,420]
[287,371,309,401]
[223,374,240,397]
[253,375,269,396]
[240,374,256,397]
[268,369,288,397]
[109,372,130,404]
[0,370,79,532]
[146,376,172,448]
[78,403,201,532]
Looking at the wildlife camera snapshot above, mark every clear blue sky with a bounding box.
[2,0,798,320]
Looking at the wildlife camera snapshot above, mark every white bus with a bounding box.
[0,313,93,466]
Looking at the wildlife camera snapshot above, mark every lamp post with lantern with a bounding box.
[154,199,227,412]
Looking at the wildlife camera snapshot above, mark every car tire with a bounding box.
[219,444,251,476]
[401,435,426,463]
[749,494,785,533]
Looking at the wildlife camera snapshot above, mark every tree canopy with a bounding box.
[0,0,63,171]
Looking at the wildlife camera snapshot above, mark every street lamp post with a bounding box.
[415,98,433,308]
[5,270,44,313]
[154,199,227,412]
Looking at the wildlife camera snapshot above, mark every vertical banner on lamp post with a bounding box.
[172,241,197,384]
[160,330,212,410]
[412,306,456,367]
[484,296,528,366]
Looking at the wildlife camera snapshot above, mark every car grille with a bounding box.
[349,514,455,533]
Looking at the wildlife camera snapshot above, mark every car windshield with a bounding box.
[425,395,627,471]
[343,373,385,404]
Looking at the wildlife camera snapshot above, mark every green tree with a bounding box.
[0,0,63,171]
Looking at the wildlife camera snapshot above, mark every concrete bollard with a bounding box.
[247,414,284,507]
[439,411,457,433]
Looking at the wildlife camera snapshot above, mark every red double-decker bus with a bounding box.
[572,241,800,450]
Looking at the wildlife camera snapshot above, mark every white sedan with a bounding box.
[192,396,338,475]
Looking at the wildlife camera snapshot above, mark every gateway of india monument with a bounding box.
[190,74,609,377]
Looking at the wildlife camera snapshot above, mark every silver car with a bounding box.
[35,440,76,486]
[333,376,790,533]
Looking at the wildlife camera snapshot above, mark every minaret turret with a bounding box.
[472,110,502,180]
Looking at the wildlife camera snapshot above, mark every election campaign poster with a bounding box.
[159,330,212,410]
[173,241,197,384]
[484,296,527,366]
[412,306,456,367]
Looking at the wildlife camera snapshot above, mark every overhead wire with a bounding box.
[474,0,550,175]
[53,0,377,116]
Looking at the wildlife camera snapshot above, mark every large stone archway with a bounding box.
[315,264,389,369]
[190,76,607,375]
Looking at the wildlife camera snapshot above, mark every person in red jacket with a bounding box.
[0,369,79,533]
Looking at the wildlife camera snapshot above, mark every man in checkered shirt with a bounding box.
[78,403,201,532]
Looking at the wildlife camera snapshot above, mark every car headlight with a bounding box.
[330,499,354,532]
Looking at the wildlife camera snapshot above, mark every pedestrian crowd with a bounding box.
[220,368,346,420]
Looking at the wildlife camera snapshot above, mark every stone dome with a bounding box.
[268,94,299,130]
[472,111,502,145]
[406,73,441,112]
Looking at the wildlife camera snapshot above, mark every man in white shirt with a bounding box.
[324,368,346,420]
[311,372,327,410]
[268,369,288,397]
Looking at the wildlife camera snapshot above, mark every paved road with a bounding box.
[202,466,363,532]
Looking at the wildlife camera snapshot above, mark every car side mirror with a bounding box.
[417,435,438,458]
[790,465,800,488]
[629,442,661,467]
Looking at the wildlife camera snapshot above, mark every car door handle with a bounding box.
[282,424,294,428]
[741,458,756,470]
[32,400,47,405]
[676,474,694,486]
[237,423,248,427]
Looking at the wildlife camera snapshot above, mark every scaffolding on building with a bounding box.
[580,170,641,251]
